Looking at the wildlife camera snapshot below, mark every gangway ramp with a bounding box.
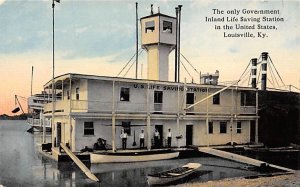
[60,144,100,182]
[198,147,295,173]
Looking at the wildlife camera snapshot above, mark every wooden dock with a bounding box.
[198,147,295,173]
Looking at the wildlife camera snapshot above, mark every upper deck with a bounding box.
[43,73,257,117]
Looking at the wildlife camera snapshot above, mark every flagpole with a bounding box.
[51,0,59,147]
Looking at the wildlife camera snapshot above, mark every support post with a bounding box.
[135,2,138,79]
[69,76,73,150]
[42,109,46,143]
[177,5,183,82]
[146,82,151,150]
[31,66,33,96]
[174,7,178,82]
[255,88,259,143]
[176,84,180,148]
[112,81,116,152]
[230,88,234,145]
[206,87,209,146]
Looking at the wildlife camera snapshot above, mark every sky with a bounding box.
[0,0,299,115]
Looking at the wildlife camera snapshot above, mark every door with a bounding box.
[56,122,61,147]
[250,120,256,142]
[155,125,163,148]
[186,125,193,146]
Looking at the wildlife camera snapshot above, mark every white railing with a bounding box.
[44,99,256,115]
[44,100,70,113]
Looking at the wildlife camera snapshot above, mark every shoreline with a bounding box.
[174,171,300,187]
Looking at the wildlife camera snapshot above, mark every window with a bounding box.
[145,21,155,33]
[154,91,163,104]
[220,122,227,134]
[213,93,220,105]
[208,122,213,134]
[237,121,242,134]
[205,75,213,85]
[67,90,70,100]
[76,88,79,100]
[122,121,131,135]
[186,93,194,105]
[163,21,172,33]
[241,91,256,106]
[120,87,130,101]
[84,122,94,135]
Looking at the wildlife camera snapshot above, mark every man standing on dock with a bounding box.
[139,129,145,148]
[167,128,172,148]
[120,129,128,150]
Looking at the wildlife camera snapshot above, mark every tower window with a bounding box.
[163,21,172,33]
[145,21,155,33]
[154,91,163,103]
[120,87,130,101]
[213,93,220,105]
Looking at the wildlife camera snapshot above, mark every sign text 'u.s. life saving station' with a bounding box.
[133,84,208,93]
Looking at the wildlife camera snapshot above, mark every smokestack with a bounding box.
[251,58,257,88]
[174,7,178,82]
[177,5,182,82]
[261,52,268,91]
[151,4,153,15]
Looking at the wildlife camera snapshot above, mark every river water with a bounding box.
[0,120,287,187]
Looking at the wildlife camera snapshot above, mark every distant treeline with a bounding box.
[0,113,29,120]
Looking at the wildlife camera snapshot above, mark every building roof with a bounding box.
[140,13,176,20]
[43,73,256,91]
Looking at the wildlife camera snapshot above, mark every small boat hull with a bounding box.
[147,163,201,185]
[90,150,179,163]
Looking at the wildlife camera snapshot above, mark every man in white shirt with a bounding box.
[154,129,160,148]
[139,129,145,148]
[120,129,128,150]
[167,128,172,148]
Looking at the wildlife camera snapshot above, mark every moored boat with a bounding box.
[147,163,201,185]
[27,93,51,131]
[90,149,179,163]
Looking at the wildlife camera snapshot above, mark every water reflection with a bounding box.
[0,120,272,187]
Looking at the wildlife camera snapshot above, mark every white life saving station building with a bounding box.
[43,12,259,152]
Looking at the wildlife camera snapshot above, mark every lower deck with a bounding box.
[50,114,257,152]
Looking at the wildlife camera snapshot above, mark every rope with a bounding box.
[239,67,251,85]
[117,48,143,77]
[180,60,193,80]
[267,78,275,88]
[291,85,300,91]
[123,49,144,77]
[238,60,251,82]
[268,62,279,88]
[268,56,285,86]
[180,53,200,74]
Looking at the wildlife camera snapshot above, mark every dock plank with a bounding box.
[60,144,100,182]
[198,147,295,173]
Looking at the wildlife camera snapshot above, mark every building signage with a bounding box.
[133,84,207,92]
